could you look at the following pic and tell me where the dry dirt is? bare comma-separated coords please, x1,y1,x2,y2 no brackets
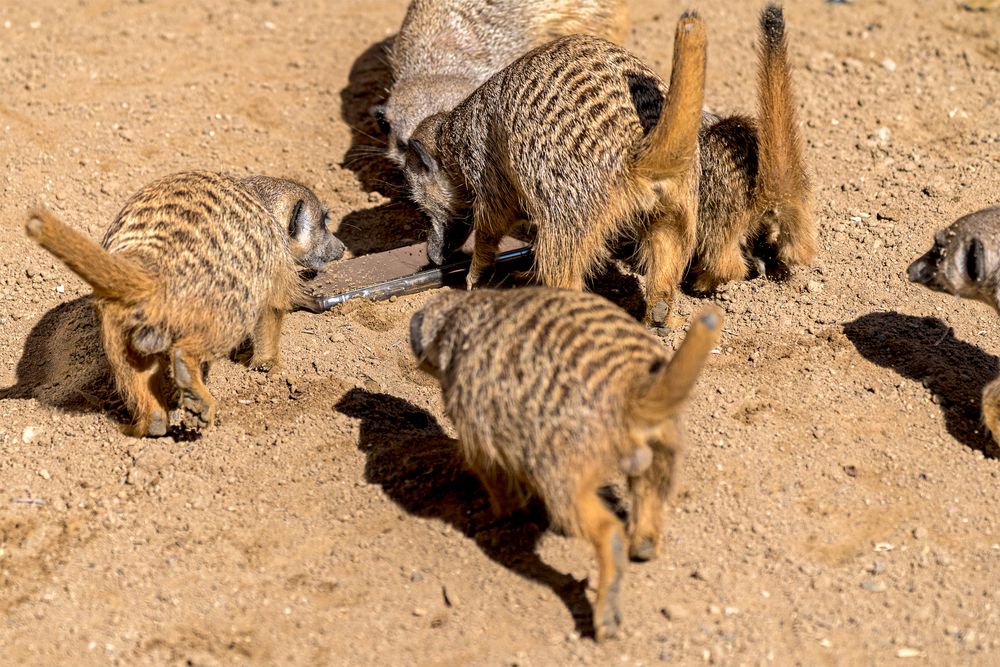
2,0,1000,665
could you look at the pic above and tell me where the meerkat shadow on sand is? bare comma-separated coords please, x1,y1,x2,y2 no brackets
0,297,118,413
338,37,427,256
844,312,999,457
335,387,598,638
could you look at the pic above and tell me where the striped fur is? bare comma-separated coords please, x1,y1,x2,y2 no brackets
404,12,707,324
689,3,815,291
907,206,1000,448
411,287,720,640
26,171,344,437
379,0,629,167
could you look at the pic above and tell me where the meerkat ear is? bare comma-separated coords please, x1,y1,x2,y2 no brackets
287,199,305,238
967,237,986,284
370,104,390,134
409,139,438,173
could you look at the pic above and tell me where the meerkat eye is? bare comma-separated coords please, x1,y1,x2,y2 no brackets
371,104,390,134
396,139,408,154
966,237,986,283
288,199,304,237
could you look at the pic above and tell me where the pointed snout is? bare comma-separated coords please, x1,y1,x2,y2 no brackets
907,255,934,285
325,235,346,262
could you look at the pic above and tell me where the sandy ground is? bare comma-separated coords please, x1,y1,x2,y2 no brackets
2,0,1000,664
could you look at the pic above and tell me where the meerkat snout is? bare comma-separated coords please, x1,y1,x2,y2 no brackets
908,207,1000,310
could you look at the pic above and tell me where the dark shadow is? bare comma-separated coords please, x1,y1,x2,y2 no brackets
589,262,647,322
844,312,999,457
337,37,427,255
0,297,204,441
0,297,116,412
335,387,597,638
336,199,427,256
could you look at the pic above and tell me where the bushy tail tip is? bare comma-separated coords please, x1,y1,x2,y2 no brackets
760,3,786,49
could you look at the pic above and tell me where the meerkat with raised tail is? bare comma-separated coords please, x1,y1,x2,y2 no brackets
403,12,707,324
376,0,630,167
688,3,815,292
411,287,721,640
26,171,345,437
908,206,1000,444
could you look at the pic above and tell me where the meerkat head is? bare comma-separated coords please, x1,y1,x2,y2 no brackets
241,176,346,272
409,289,468,376
908,207,1000,312
374,76,475,168
403,114,473,265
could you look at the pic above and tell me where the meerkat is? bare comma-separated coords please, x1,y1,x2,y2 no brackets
410,287,721,640
375,0,630,168
25,171,345,437
403,12,706,324
687,4,815,292
908,206,1000,444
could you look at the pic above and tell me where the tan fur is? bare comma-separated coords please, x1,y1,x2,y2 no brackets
689,3,815,292
26,171,345,437
411,288,721,639
379,0,629,166
404,13,707,324
908,206,1000,444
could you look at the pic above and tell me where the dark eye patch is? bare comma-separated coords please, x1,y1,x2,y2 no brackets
288,199,304,237
966,237,986,283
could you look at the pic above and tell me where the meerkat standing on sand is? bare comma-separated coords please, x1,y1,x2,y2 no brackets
410,287,721,640
26,171,345,437
908,206,1000,444
687,3,815,292
403,12,707,324
375,0,629,167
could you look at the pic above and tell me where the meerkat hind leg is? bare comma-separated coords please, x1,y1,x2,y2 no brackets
172,346,218,429
248,309,284,372
575,473,627,641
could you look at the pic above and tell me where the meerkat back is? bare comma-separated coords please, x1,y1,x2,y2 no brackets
27,170,344,437
410,287,720,639
379,0,630,164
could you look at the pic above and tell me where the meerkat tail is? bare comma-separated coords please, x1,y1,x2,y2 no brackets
633,11,707,181
753,3,815,263
631,308,721,421
26,208,156,303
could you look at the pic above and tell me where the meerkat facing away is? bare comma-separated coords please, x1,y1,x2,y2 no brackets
26,171,345,437
410,287,721,640
375,0,630,167
404,13,706,324
687,3,815,292
908,206,1000,444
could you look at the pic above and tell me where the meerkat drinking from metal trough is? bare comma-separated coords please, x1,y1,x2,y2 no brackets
27,171,344,437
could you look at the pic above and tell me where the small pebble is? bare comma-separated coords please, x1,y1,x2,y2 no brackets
912,526,928,540
21,426,38,444
39,469,51,480
861,579,887,592
897,648,922,658
660,603,688,621
882,58,897,72
805,280,824,294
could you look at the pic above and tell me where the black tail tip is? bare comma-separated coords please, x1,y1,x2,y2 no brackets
760,3,786,46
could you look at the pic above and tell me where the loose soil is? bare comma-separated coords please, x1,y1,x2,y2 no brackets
1,1,999,665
